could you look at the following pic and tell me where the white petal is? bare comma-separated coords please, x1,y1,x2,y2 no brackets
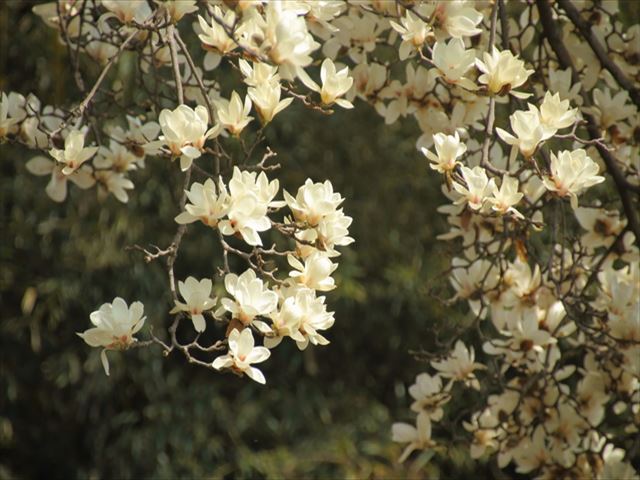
26,156,54,175
191,313,206,332
45,173,67,202
212,355,233,370
245,366,266,384
175,211,196,224
100,349,110,376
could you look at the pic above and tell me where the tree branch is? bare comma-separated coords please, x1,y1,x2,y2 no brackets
167,23,184,105
557,0,640,108
536,0,640,246
49,27,141,142
173,30,215,123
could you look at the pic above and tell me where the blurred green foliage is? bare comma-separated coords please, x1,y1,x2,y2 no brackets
0,2,485,479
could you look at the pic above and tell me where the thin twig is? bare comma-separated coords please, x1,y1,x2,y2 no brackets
49,27,141,141
557,0,640,108
480,1,507,177
173,30,214,121
167,22,184,105
536,0,640,246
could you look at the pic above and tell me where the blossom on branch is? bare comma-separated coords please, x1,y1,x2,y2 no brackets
431,39,476,91
170,277,217,332
212,328,271,384
543,149,605,209
421,131,467,175
77,297,146,376
217,269,278,326
175,178,230,227
214,91,253,136
49,130,98,175
26,155,95,202
476,48,533,98
157,105,220,171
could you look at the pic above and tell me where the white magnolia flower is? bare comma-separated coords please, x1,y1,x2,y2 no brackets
421,131,467,174
452,166,496,210
255,293,306,349
450,257,499,318
285,179,344,226
263,2,320,78
101,0,152,24
489,175,524,219
154,0,198,23
390,11,431,60
49,130,98,175
484,310,557,370
538,91,578,134
287,252,337,291
392,412,435,463
512,426,551,474
77,297,146,376
595,264,639,322
574,207,626,250
106,115,160,158
248,81,293,124
219,193,269,245
590,87,637,129
599,443,639,480
431,340,485,390
544,402,586,466
493,259,543,325
431,0,483,39
218,167,281,246
170,277,217,332
496,109,548,158
462,411,499,459
476,48,533,98
158,104,220,171
295,210,354,257
94,170,135,203
214,91,253,136
303,59,354,109
577,373,610,427
217,269,278,325
409,373,450,421
212,328,271,384
548,67,582,104
258,285,334,350
228,166,282,208
431,39,476,90
543,149,605,209
94,141,143,172
319,59,354,108
26,155,95,202
351,62,387,100
175,178,230,227
239,59,280,88
197,10,236,70
289,287,334,350
19,116,49,149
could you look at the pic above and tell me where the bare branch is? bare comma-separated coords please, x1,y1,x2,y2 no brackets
557,0,640,108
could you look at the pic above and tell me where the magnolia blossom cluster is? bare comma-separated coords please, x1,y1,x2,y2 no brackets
0,80,160,203
5,0,640,476
4,0,361,385
169,172,352,383
378,1,639,477
77,171,352,383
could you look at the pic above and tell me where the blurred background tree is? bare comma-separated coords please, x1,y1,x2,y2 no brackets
0,1,503,479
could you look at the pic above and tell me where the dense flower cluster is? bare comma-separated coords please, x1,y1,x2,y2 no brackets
4,0,639,476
